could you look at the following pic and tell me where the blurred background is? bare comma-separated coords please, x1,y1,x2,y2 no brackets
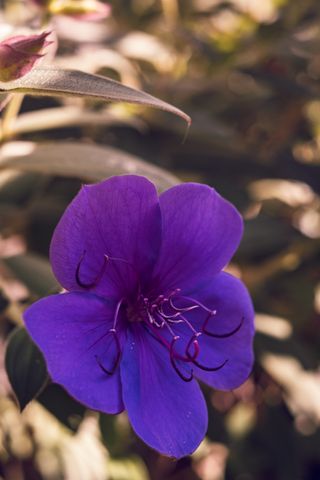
1,0,320,479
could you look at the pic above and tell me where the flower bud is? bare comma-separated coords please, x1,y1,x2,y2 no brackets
50,0,110,20
33,0,111,21
0,31,52,82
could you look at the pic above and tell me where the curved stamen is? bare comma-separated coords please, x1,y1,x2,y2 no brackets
185,333,200,361
152,314,176,337
179,296,216,315
203,316,244,338
168,297,199,314
165,317,185,324
151,311,166,328
75,250,108,289
144,323,195,363
185,330,229,371
130,288,239,382
170,337,193,382
112,298,125,329
95,328,121,375
157,305,182,320
192,357,228,372
155,305,186,326
169,335,194,362
94,298,124,376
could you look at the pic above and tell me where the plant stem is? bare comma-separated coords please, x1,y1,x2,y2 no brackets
0,93,24,143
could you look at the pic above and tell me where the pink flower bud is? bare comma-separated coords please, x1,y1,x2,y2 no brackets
0,31,52,82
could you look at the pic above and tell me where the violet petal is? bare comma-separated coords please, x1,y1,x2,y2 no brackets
50,175,161,298
151,183,243,294
24,292,124,413
120,326,208,458
177,272,254,390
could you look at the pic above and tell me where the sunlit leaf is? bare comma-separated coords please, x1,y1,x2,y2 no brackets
5,327,48,410
0,67,191,125
0,141,180,191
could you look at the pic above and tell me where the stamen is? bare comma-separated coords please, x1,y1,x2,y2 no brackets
95,328,121,375
76,251,141,294
203,316,244,338
126,288,241,382
151,311,165,328
185,333,228,372
170,337,193,382
95,298,124,376
75,250,108,289
168,297,199,314
192,357,228,372
185,333,200,361
157,305,181,320
165,317,185,325
179,296,215,315
112,298,125,330
161,317,176,337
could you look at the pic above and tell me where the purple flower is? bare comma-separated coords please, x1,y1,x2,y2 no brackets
24,175,254,458
0,32,52,82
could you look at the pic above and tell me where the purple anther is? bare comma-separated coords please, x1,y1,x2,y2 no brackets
95,328,121,375
75,250,107,289
203,316,244,338
186,334,200,361
192,357,228,372
170,337,193,382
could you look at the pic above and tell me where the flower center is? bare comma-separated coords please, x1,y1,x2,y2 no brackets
97,288,243,382
75,252,243,381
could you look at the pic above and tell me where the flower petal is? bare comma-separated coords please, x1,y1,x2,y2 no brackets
50,175,161,298
151,183,243,294
24,292,124,413
120,326,208,458
180,272,254,390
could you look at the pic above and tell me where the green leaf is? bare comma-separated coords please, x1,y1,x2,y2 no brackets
0,67,191,125
5,327,49,410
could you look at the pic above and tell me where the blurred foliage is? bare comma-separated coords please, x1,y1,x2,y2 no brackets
0,0,320,479
5,326,48,410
